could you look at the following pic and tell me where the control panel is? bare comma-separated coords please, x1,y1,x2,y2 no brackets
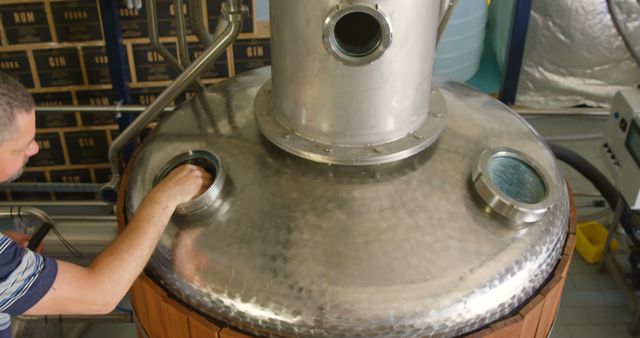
603,88,640,210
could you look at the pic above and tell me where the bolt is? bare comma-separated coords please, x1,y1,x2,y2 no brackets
431,111,442,118
282,133,291,139
324,148,333,153
373,147,383,153
413,133,424,140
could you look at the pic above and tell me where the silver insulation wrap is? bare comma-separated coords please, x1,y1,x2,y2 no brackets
516,0,640,108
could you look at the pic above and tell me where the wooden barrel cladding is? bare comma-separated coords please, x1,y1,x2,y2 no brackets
117,165,577,338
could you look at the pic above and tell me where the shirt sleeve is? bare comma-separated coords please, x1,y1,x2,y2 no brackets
0,234,58,315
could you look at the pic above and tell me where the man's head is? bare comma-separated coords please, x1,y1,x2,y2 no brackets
0,72,39,183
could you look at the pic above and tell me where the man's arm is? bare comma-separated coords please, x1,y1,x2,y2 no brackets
23,164,212,315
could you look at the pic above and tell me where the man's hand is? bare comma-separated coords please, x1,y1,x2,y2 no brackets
146,164,213,210
3,231,43,252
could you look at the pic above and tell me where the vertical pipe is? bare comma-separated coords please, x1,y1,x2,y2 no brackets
174,0,191,67
188,0,214,46
146,0,184,72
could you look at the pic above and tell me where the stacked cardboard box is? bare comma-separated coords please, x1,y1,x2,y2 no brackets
0,0,270,201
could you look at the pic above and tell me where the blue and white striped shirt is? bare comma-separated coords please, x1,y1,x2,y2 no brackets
0,234,57,337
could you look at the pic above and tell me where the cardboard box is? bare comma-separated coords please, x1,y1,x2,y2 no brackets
50,168,97,200
76,89,119,126
64,130,109,164
118,1,149,39
33,92,78,128
132,42,180,82
0,51,34,88
30,132,66,166
94,167,113,183
233,38,270,74
50,0,103,42
9,171,52,201
81,46,113,85
0,2,52,44
34,48,84,87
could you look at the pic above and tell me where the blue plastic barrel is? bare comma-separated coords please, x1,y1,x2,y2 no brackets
435,0,488,82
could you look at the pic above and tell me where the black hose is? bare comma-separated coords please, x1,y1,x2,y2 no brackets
549,143,619,208
549,143,640,247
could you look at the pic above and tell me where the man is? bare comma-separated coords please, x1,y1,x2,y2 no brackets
0,72,212,336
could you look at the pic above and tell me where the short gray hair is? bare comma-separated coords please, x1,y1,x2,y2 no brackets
0,72,35,144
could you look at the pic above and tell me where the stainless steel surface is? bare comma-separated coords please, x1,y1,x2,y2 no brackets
188,0,214,46
255,81,447,165
125,68,569,337
472,147,558,224
154,150,227,215
105,0,246,198
174,0,191,68
321,4,393,66
265,0,442,163
146,0,183,73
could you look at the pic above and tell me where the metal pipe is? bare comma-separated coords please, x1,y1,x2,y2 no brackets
0,201,110,208
0,206,55,227
146,0,184,73
16,313,133,323
437,0,459,45
35,105,173,113
174,0,191,68
103,0,246,201
516,107,609,117
188,0,214,46
0,183,102,193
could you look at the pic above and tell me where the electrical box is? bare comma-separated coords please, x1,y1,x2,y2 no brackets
603,88,640,210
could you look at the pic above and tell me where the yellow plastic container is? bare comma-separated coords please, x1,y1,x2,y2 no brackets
575,221,619,264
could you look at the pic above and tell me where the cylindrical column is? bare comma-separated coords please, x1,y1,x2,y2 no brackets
269,0,440,145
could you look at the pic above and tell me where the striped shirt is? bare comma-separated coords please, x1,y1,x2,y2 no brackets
0,233,57,337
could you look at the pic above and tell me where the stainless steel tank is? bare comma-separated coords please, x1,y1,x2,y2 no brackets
124,1,570,337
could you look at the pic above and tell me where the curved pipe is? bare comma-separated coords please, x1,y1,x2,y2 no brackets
437,0,459,45
188,0,214,46
174,0,191,68
549,143,640,246
103,0,246,202
146,0,184,73
0,206,55,228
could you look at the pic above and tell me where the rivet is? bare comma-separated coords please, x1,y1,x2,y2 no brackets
324,148,333,153
373,147,383,153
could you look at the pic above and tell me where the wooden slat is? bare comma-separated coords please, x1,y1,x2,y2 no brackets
159,297,192,338
556,254,572,279
535,275,564,338
519,295,545,338
138,275,169,338
189,313,221,338
130,279,151,336
219,328,252,338
465,327,494,338
564,234,577,261
490,315,524,338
